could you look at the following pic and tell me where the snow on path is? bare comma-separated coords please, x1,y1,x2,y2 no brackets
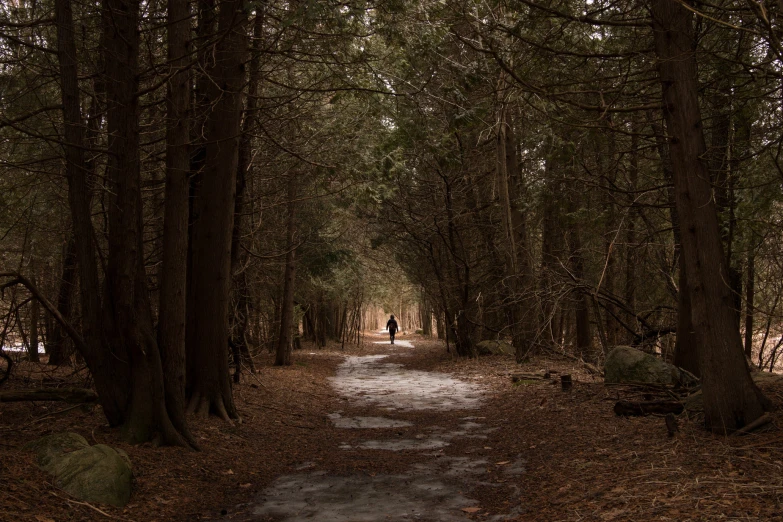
244,339,520,522
329,354,483,411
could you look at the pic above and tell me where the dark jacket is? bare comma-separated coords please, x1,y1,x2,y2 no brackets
386,318,398,333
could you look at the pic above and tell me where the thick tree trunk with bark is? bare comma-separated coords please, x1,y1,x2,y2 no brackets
158,0,193,443
56,0,128,425
103,0,186,446
652,0,768,432
187,0,247,420
497,106,536,362
275,175,298,367
650,112,700,374
568,195,592,359
229,9,263,381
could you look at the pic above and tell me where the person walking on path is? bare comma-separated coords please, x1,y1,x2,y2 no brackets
386,315,399,344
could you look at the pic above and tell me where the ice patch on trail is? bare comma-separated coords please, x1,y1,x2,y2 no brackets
250,472,478,522
343,422,495,452
330,355,482,411
373,339,415,348
327,413,413,429
340,438,449,451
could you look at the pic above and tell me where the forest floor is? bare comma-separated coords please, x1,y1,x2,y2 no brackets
2,333,783,521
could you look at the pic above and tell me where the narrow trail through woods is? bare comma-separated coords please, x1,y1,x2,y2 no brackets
206,334,783,522
237,333,523,522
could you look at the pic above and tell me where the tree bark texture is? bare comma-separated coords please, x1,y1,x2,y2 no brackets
744,249,755,359
652,0,768,432
56,0,127,425
567,194,592,359
158,0,193,443
103,0,187,446
650,111,700,375
275,174,298,366
497,105,537,362
187,0,247,420
48,237,77,366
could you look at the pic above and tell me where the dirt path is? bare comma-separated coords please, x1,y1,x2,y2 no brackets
220,335,783,522
233,334,523,521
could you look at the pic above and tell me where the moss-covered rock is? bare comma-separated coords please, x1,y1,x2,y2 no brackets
605,346,695,386
25,432,90,473
26,433,132,507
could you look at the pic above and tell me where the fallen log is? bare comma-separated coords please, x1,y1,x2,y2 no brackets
511,373,547,383
614,400,683,416
0,388,97,403
731,414,773,437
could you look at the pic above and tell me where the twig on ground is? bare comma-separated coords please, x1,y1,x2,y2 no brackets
49,491,134,521
28,403,86,425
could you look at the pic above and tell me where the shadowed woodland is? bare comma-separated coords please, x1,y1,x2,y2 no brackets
2,0,783,519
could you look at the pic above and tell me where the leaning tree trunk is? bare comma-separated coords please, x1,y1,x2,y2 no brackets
275,174,298,367
652,0,768,432
158,0,194,444
187,0,247,420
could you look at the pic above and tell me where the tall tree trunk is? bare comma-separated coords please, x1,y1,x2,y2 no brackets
652,0,768,432
187,0,247,420
158,0,193,443
48,238,77,366
601,124,619,349
229,8,263,381
567,190,592,359
650,111,699,374
28,276,39,362
540,142,565,349
497,105,536,361
624,126,639,343
744,248,755,359
708,82,743,329
275,174,298,367
56,0,128,425
103,0,187,446
185,0,216,374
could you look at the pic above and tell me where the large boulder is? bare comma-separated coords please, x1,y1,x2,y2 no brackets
605,346,696,386
26,433,132,507
475,340,514,356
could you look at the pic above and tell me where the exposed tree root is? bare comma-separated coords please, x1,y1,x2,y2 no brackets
187,391,241,423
